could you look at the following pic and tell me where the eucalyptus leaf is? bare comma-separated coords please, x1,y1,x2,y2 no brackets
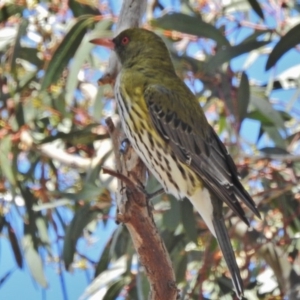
259,147,290,155
103,276,130,300
63,203,99,270
36,216,51,250
176,252,188,283
250,94,286,131
94,240,111,278
0,136,16,186
266,23,300,70
163,195,180,231
262,125,286,148
7,222,23,269
10,19,29,77
153,13,230,46
0,3,24,23
41,15,99,90
65,19,113,105
0,269,15,287
247,0,264,20
22,234,48,288
59,183,104,201
206,40,269,71
181,200,198,244
237,72,250,122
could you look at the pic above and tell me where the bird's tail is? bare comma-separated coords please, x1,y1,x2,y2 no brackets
213,217,244,299
189,188,244,299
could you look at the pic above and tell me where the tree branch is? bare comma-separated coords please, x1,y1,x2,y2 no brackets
99,0,147,84
105,117,178,300
241,153,300,163
98,2,178,297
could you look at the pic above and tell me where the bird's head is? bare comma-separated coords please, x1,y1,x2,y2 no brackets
112,28,170,65
91,28,173,69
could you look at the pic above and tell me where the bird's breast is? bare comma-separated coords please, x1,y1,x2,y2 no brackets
115,80,201,199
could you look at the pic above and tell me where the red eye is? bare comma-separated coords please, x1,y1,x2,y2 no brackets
121,36,129,45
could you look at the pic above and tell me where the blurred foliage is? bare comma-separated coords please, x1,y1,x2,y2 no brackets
0,0,300,299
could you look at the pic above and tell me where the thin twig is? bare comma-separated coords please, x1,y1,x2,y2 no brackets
102,166,135,188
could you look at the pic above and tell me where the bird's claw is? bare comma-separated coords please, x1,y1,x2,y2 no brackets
119,138,130,154
146,188,165,201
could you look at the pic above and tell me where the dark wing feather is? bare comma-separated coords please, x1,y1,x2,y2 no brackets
144,84,261,223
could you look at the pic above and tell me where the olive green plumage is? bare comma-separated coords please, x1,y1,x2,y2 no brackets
112,28,260,299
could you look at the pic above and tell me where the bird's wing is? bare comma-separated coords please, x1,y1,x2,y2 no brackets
144,84,260,223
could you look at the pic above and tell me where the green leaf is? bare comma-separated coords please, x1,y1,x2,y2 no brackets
111,226,130,258
0,216,5,234
63,203,98,270
18,70,38,96
93,86,105,121
0,136,16,186
170,51,208,74
15,101,25,127
259,147,290,155
261,125,286,148
65,42,94,106
20,187,39,250
250,94,286,130
247,0,264,20
161,230,185,253
286,131,300,144
78,184,105,202
247,109,291,126
266,23,300,70
0,4,24,23
68,0,99,17
241,30,272,44
40,15,98,90
237,72,250,122
65,19,112,106
36,216,51,251
181,200,198,244
37,124,107,145
220,73,234,115
153,13,230,46
206,40,269,71
217,275,234,296
7,222,23,269
176,252,187,283
19,47,43,69
135,270,150,298
163,196,180,231
22,234,48,288
33,199,72,211
59,183,104,201
218,115,226,134
103,276,130,300
94,240,111,278
0,269,15,287
51,91,67,117
10,19,29,77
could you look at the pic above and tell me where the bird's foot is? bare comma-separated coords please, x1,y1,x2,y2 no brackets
119,138,130,154
146,188,165,201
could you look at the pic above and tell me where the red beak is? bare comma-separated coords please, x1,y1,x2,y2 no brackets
90,38,115,49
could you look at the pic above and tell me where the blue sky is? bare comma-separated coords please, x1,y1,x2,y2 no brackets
0,205,117,300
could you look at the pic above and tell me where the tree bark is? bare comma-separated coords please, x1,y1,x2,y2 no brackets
105,118,178,300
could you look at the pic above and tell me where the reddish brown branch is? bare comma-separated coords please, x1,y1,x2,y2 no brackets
105,117,178,300
102,166,135,188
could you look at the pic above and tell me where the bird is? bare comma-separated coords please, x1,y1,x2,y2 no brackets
91,28,260,299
